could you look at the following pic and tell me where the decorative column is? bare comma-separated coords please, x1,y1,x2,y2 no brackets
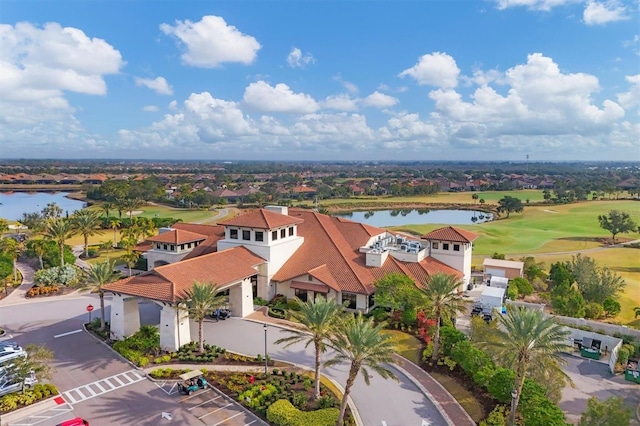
229,279,254,317
159,304,191,351
110,294,141,340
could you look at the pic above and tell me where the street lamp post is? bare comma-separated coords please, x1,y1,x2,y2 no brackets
263,323,268,378
510,389,518,426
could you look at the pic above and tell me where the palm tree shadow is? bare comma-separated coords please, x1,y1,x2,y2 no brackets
78,387,194,426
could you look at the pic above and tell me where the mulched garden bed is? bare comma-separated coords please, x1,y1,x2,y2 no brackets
421,359,498,419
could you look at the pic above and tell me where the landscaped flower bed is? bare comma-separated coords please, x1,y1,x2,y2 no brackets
0,384,59,414
26,285,63,298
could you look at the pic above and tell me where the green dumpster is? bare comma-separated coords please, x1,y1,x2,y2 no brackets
580,347,601,360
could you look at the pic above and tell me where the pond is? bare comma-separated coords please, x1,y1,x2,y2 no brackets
0,192,86,221
335,209,492,227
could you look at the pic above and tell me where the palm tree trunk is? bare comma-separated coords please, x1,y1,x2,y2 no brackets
59,241,65,266
128,265,132,277
38,255,43,270
314,339,321,399
336,364,358,426
431,310,441,361
512,364,527,424
99,289,106,330
199,319,204,353
113,229,118,247
84,235,89,258
13,259,17,281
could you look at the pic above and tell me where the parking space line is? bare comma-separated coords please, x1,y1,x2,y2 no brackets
188,395,221,411
198,403,233,420
244,421,257,426
211,412,243,426
53,329,82,338
180,389,211,402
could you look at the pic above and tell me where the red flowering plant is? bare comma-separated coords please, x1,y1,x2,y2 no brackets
416,312,437,344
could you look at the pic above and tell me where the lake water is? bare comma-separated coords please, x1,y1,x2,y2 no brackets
0,192,86,221
335,209,492,227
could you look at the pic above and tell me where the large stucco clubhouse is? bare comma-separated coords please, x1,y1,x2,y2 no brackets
104,206,478,351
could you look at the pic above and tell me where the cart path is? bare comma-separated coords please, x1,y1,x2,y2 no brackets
506,238,640,258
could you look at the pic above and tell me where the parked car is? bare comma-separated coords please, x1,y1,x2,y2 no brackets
0,371,37,397
57,418,89,426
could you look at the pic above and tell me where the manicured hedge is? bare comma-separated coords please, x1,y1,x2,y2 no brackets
0,384,58,413
266,399,339,426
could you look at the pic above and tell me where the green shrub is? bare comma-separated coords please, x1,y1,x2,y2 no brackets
617,347,630,367
266,399,340,426
269,307,287,319
480,405,508,426
370,307,389,322
439,326,467,357
512,277,534,297
584,302,604,319
286,299,301,311
254,297,268,306
421,342,434,361
486,368,516,403
401,307,417,326
506,285,518,300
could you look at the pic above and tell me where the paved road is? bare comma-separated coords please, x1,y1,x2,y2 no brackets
199,317,448,426
559,354,640,426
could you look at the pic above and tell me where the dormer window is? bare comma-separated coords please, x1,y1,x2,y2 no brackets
230,229,238,239
289,227,294,236
163,244,168,250
443,243,449,250
170,245,175,251
454,244,460,251
280,229,286,238
272,230,278,241
255,231,264,242
432,242,439,249
242,230,251,240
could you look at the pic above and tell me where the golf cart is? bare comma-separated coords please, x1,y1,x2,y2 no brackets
177,370,208,395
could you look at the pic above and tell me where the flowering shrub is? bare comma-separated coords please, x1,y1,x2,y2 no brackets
34,265,80,287
416,312,437,343
26,286,61,297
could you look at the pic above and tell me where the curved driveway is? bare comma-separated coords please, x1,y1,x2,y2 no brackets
1,296,448,426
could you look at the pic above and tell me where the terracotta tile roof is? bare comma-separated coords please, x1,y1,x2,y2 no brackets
104,247,266,302
307,265,341,291
181,234,224,260
172,223,224,237
133,241,153,252
220,209,304,230
421,226,478,243
333,217,383,251
147,229,207,244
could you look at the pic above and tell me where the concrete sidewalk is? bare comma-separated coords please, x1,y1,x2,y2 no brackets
0,262,36,306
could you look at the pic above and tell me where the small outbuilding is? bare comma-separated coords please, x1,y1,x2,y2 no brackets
483,258,524,280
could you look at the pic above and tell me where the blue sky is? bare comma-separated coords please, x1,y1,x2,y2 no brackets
1,0,638,161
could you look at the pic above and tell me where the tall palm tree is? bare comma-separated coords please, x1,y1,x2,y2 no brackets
417,273,467,361
325,313,397,426
122,198,142,220
109,218,121,248
43,218,75,266
275,297,344,399
179,281,227,352
71,210,103,258
481,306,571,423
0,218,8,239
86,260,117,330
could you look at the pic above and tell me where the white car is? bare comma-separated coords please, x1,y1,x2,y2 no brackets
0,372,37,397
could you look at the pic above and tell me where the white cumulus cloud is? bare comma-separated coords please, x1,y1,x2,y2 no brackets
160,15,261,67
243,81,318,114
322,94,359,111
399,52,460,89
617,74,640,109
494,0,576,11
583,1,629,25
135,76,173,95
143,105,159,112
362,91,399,108
287,47,315,68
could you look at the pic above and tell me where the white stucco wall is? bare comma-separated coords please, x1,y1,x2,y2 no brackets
429,240,473,289
159,304,191,352
144,249,190,270
110,294,140,340
229,278,254,317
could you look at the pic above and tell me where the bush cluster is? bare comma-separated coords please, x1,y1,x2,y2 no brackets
149,368,191,379
448,338,567,425
33,264,80,287
112,325,160,367
266,399,340,426
176,342,225,362
26,285,61,297
0,384,58,413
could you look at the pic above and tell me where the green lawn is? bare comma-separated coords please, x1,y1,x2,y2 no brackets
381,329,423,364
429,371,486,423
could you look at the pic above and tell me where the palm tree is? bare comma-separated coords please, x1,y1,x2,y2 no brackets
634,306,640,319
472,193,479,204
417,273,467,361
121,250,139,277
122,198,142,220
275,297,344,399
109,218,121,248
481,306,571,423
43,218,75,266
0,238,21,282
101,202,114,219
86,260,117,330
0,218,8,239
179,281,227,352
30,239,47,270
325,313,397,426
71,210,103,258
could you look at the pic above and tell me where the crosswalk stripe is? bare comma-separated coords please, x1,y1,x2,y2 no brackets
62,369,145,405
